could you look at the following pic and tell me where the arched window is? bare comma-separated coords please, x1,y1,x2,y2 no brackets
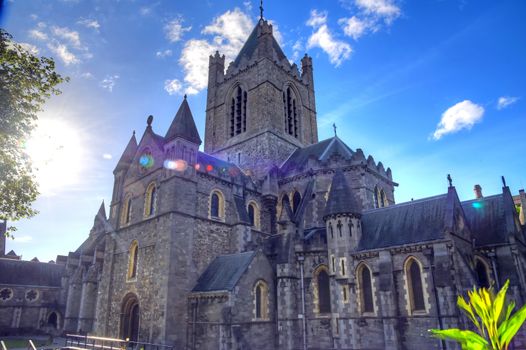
280,194,290,219
127,240,139,280
247,201,260,229
210,190,225,220
358,264,374,313
475,257,491,289
254,280,269,320
121,195,132,226
283,86,299,138
374,186,379,208
292,191,301,214
406,257,426,313
230,85,247,137
316,267,331,314
380,189,388,207
144,183,157,217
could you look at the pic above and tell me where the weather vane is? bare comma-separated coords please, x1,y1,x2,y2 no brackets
260,0,264,20
333,123,337,137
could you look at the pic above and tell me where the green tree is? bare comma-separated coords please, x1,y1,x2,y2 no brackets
430,280,526,350
0,29,68,235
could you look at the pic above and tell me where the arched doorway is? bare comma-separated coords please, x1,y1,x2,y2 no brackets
47,311,58,329
121,293,140,341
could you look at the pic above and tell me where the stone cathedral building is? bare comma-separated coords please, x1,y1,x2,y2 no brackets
2,15,526,350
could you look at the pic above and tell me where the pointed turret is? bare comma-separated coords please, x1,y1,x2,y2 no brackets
90,201,107,236
113,131,137,174
165,96,202,145
324,168,361,218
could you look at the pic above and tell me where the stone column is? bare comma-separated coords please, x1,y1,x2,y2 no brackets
64,266,84,332
78,264,99,333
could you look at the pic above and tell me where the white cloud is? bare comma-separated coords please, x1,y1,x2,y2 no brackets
51,26,82,48
102,153,112,160
339,0,401,41
30,14,38,20
243,1,253,11
339,16,368,40
78,18,100,31
164,79,183,95
140,6,152,16
306,9,328,27
100,75,119,92
165,17,191,43
47,42,79,65
432,100,484,140
355,0,401,23
306,10,351,67
19,42,39,55
12,235,32,243
29,29,48,41
497,96,519,110
80,72,94,79
179,40,215,93
156,49,172,58
178,8,255,94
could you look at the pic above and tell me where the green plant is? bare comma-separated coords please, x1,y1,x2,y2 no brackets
430,280,526,349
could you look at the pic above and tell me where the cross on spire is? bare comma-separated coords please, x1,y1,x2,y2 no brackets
260,0,264,20
333,123,337,137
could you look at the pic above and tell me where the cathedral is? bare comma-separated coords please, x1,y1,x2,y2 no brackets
2,15,526,350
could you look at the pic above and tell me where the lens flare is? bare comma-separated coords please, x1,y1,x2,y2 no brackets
206,164,213,172
472,202,483,209
163,159,188,172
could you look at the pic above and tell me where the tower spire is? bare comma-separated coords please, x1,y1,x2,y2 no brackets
259,0,263,20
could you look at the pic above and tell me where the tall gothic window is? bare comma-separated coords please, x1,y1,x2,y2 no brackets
283,87,298,138
230,86,247,137
292,191,301,214
358,264,374,313
210,190,225,220
121,195,132,226
127,240,139,280
247,201,260,229
144,183,157,217
254,280,269,320
406,258,426,313
316,267,331,314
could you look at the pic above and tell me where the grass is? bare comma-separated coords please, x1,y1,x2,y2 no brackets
0,338,52,348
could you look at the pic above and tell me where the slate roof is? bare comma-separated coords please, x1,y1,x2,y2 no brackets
324,168,361,217
196,152,250,181
165,97,202,144
114,132,137,173
192,251,256,292
233,20,286,67
462,194,508,246
0,258,65,287
359,194,448,250
280,137,354,175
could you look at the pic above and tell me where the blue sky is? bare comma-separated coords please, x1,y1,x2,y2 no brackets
2,0,525,262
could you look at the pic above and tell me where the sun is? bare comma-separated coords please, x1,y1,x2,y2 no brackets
24,117,85,196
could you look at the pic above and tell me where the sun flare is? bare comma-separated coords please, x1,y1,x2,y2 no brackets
24,118,84,196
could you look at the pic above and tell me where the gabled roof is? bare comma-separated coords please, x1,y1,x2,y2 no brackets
280,137,354,175
0,258,65,286
233,19,286,67
165,97,202,144
462,194,508,246
196,152,250,182
192,251,256,292
359,194,449,250
114,132,137,173
324,168,361,217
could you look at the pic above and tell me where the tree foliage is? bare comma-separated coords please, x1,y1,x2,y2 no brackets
0,29,68,235
430,280,526,350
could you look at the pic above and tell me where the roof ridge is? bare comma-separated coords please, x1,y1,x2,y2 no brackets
363,193,448,213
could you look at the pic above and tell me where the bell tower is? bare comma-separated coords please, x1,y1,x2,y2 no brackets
204,17,318,178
